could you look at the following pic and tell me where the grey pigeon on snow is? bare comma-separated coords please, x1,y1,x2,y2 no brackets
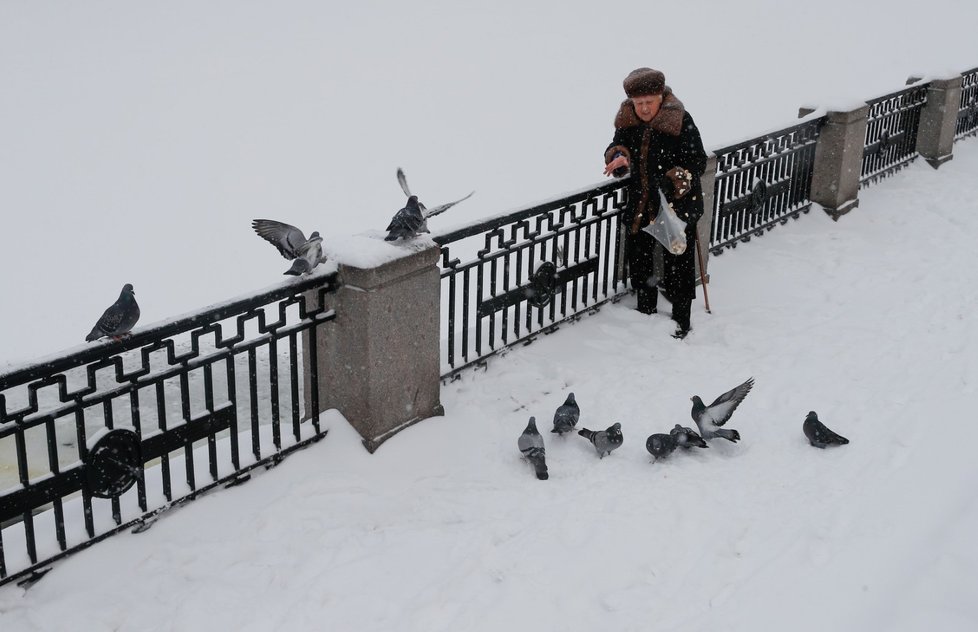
646,433,678,461
86,284,140,342
803,411,849,448
551,392,580,434
251,219,325,275
670,424,708,449
518,416,549,480
578,422,623,458
386,167,475,240
690,377,754,443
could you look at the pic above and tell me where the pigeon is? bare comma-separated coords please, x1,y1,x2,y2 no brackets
385,195,427,241
86,284,140,342
670,424,709,449
551,392,580,434
251,219,325,275
803,411,849,448
518,416,549,480
690,377,754,443
646,433,678,461
385,167,475,240
578,422,623,458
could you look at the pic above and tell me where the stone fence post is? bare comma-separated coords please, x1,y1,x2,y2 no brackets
304,244,443,453
798,104,869,221
908,74,963,168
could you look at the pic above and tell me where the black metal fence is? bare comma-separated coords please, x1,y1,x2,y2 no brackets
0,272,338,587
433,181,629,379
860,83,929,186
708,117,824,254
956,67,978,140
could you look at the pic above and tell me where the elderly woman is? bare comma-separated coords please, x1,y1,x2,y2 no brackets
604,67,708,339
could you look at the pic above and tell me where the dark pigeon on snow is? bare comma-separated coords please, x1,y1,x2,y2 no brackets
385,195,427,241
803,411,849,448
690,377,754,443
551,392,580,434
646,433,678,461
251,219,325,275
86,283,140,342
386,167,474,240
518,416,549,480
670,424,708,449
578,422,623,458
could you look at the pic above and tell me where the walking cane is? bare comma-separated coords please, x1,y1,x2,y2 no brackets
694,230,712,314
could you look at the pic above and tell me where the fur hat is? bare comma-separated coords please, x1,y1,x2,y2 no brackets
623,68,665,97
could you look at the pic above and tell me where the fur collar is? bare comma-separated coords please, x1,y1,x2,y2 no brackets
614,89,685,135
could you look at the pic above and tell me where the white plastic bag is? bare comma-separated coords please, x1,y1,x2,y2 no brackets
642,187,687,254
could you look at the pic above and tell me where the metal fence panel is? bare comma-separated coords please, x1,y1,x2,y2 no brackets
956,67,978,140
434,181,629,379
709,118,823,254
0,273,337,587
861,84,928,185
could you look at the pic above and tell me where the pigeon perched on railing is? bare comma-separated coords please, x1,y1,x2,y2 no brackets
251,219,326,275
86,284,140,342
578,422,623,458
670,424,708,449
803,411,849,448
385,167,475,240
690,377,754,443
518,416,549,480
646,433,678,461
551,392,580,435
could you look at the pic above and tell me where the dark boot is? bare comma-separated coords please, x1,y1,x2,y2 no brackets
672,297,692,338
637,288,658,315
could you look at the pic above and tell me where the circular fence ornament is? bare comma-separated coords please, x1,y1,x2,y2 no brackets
878,129,892,153
749,179,768,215
86,429,142,499
527,261,558,308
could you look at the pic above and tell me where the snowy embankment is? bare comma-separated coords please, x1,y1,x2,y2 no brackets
2,147,978,630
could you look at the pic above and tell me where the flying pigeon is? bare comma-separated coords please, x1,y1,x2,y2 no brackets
803,411,849,448
670,424,708,449
385,167,475,240
86,284,140,342
251,219,325,275
551,392,580,434
578,422,623,458
646,433,678,461
690,377,754,443
518,416,549,480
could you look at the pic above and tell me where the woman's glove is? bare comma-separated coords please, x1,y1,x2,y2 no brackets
665,167,694,199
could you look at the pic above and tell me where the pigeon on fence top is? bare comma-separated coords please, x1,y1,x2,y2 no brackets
690,377,754,443
578,422,623,458
518,416,549,480
646,433,678,461
86,284,140,342
551,392,580,434
386,167,475,240
251,219,326,275
803,411,849,448
670,424,709,449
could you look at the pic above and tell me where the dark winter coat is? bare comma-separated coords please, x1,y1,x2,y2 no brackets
604,91,708,231
604,91,708,307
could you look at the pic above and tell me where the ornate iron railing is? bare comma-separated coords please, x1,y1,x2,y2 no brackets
860,83,928,185
709,117,823,254
433,181,629,379
956,67,978,140
0,271,338,587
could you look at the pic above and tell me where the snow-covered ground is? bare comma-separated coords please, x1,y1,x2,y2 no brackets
3,1,978,630
1,0,977,363
2,141,977,630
